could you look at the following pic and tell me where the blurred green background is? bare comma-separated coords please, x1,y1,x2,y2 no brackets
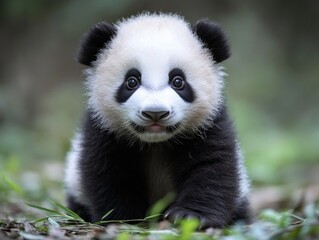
0,0,318,203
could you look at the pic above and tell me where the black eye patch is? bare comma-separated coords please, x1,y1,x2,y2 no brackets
169,68,195,103
116,69,141,103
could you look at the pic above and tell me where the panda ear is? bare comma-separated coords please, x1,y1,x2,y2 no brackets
193,20,230,63
77,22,117,66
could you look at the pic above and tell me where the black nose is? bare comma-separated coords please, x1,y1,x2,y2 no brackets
141,111,170,121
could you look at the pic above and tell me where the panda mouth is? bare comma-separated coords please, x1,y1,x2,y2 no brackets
131,123,180,133
145,123,166,132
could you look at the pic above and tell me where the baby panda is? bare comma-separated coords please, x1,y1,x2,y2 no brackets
65,13,250,228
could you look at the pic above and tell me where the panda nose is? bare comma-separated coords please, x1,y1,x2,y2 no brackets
141,111,170,121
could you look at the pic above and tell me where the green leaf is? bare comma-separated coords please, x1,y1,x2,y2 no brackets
101,209,114,220
179,218,200,240
259,209,282,225
148,192,175,217
3,174,24,195
26,203,64,216
49,200,84,221
26,203,74,220
116,232,131,240
32,217,49,224
279,211,293,228
144,214,162,221
95,218,144,225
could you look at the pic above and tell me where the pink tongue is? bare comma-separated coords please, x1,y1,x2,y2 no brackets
146,124,165,132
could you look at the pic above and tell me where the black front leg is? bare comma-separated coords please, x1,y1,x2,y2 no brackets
79,113,149,222
165,111,241,228
81,143,149,222
88,177,148,222
164,160,239,228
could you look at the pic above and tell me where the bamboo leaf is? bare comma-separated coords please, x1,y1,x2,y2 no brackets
101,209,114,220
26,203,73,220
26,203,64,216
49,200,84,221
144,214,162,221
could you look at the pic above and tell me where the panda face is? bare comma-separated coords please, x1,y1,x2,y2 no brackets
85,14,224,143
115,67,194,142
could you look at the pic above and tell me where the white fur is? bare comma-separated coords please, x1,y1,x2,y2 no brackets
65,133,88,204
85,13,224,143
236,142,250,200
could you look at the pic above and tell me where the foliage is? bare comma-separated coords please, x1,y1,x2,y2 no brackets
1,200,319,239
0,172,318,239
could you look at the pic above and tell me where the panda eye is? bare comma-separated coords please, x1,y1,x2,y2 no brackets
171,76,185,90
126,76,140,90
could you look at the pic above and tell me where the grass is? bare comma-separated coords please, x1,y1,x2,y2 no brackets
1,157,319,239
0,177,319,240
1,202,319,239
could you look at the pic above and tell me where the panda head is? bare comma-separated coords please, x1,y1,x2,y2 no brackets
78,13,230,143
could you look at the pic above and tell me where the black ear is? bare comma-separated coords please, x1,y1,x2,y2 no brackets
193,20,230,63
77,22,117,66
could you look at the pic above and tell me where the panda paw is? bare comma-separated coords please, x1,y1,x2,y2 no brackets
164,206,223,229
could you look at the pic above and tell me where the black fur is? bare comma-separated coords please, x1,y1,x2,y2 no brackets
169,68,195,103
77,22,117,66
67,105,250,228
116,68,195,103
77,19,230,67
193,20,231,63
116,69,142,103
67,195,91,222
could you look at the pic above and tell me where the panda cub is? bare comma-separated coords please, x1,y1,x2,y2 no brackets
65,13,250,228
